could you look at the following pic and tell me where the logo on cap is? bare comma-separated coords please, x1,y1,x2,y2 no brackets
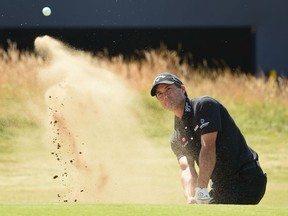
153,75,166,85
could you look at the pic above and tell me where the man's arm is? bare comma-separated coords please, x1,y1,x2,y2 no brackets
197,131,217,188
179,156,198,204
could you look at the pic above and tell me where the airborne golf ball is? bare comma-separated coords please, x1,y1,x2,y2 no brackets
42,7,51,16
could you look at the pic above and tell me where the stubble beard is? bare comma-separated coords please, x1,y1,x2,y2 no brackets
162,96,182,112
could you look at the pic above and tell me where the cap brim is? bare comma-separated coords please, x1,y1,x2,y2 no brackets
150,80,175,96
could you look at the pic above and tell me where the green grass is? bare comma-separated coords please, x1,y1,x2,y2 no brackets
0,203,287,216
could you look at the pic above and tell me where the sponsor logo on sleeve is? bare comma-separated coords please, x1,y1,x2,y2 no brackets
200,118,210,129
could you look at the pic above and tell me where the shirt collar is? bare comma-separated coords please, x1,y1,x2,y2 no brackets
175,97,192,122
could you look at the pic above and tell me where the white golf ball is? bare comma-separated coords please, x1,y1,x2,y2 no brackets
42,7,51,16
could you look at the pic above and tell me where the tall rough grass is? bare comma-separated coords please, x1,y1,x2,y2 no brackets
1,41,288,141
0,41,44,100
1,41,287,107
99,46,288,107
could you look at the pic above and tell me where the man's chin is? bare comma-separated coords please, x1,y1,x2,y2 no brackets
163,105,175,111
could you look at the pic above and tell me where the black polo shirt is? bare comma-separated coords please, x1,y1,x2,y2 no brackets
171,96,258,187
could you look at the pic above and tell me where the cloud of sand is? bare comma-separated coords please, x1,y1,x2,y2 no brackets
34,36,174,203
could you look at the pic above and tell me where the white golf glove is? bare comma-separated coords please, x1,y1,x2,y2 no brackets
195,187,211,204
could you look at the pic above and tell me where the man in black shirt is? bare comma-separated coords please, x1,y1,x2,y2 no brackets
150,72,267,204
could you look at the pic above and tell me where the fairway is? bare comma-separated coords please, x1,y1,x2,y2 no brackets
1,36,288,215
0,204,287,216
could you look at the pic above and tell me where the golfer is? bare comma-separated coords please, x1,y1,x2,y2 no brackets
150,72,267,204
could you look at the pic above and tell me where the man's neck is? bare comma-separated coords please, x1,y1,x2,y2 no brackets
174,99,186,119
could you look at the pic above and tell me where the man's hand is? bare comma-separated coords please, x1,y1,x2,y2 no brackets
195,187,211,204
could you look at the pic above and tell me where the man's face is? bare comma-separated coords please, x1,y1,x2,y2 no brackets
155,83,186,111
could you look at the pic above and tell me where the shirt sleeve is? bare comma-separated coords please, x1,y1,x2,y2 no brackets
195,97,222,135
